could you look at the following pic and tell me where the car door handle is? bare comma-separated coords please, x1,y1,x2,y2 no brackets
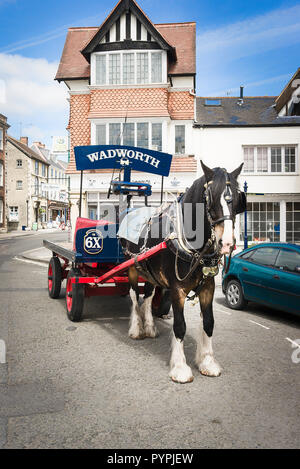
273,274,280,279
242,267,248,272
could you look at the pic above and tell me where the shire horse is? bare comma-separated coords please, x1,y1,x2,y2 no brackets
120,161,246,383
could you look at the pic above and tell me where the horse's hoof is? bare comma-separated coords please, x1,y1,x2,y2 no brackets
144,324,158,338
169,365,194,384
198,355,221,377
128,327,145,340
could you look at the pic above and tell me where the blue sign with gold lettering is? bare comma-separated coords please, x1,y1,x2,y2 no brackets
74,145,173,177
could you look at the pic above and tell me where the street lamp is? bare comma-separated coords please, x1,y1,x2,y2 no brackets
244,181,248,250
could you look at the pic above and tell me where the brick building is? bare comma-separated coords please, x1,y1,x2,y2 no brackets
0,113,9,232
56,0,197,226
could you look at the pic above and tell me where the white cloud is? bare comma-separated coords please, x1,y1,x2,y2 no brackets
197,4,300,62
0,53,68,146
0,13,102,54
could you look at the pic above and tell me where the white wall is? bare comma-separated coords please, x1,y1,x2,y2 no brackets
195,126,300,194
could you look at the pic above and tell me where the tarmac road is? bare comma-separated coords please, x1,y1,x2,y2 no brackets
0,231,299,449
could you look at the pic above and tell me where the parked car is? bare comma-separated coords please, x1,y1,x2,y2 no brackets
222,243,300,315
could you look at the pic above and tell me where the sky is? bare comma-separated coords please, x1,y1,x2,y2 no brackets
0,0,300,147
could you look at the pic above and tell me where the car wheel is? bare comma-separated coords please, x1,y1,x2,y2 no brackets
225,280,246,310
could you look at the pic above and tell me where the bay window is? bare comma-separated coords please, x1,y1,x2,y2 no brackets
137,52,148,84
151,52,162,83
123,123,134,146
93,51,165,85
123,53,135,84
109,123,121,145
151,123,162,151
175,125,186,154
96,55,106,85
109,54,121,85
137,123,148,148
94,121,163,150
96,125,106,145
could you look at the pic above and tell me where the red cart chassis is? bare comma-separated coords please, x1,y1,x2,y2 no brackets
43,239,167,322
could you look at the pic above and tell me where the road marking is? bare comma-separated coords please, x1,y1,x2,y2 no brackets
0,339,6,364
286,337,300,348
14,256,47,268
249,320,270,330
215,308,232,316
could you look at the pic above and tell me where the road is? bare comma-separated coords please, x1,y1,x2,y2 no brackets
0,231,299,449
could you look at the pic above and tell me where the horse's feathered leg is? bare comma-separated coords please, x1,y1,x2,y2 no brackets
128,267,145,340
196,277,221,376
140,282,157,338
169,287,194,383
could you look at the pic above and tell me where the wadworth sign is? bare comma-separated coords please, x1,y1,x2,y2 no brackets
74,145,173,177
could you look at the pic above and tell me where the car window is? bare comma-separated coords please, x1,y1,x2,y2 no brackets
249,247,279,267
275,249,300,273
240,250,254,260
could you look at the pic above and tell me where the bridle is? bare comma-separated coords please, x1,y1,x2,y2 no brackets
204,170,235,227
204,169,246,273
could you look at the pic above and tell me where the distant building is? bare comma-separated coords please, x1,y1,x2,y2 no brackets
6,136,49,230
32,142,69,223
0,113,9,232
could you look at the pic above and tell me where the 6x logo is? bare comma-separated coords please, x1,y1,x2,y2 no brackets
84,229,103,255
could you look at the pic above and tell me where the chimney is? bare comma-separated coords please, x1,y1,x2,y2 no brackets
33,141,45,148
20,137,28,146
237,86,244,106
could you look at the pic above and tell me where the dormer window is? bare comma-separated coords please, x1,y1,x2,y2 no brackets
205,99,221,106
92,50,166,86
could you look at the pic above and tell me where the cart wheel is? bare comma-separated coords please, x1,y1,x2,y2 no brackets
65,268,84,322
152,288,172,318
48,256,62,299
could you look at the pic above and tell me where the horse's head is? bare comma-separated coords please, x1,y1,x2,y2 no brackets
201,161,246,255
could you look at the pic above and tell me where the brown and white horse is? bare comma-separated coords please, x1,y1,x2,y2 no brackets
120,161,246,383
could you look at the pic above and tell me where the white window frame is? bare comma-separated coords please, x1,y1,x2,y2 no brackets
91,50,167,86
17,159,23,168
242,145,298,174
91,119,166,151
16,180,23,190
9,206,19,222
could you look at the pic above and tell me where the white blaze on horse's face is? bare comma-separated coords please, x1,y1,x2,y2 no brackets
215,190,235,255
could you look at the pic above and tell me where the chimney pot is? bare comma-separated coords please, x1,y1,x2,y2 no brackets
20,137,28,146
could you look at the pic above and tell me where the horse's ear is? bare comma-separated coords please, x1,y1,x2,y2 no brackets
231,163,244,179
200,160,214,182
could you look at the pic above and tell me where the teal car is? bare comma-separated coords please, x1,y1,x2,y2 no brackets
222,243,300,315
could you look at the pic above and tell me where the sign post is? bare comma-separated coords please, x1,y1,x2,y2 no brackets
244,181,248,250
